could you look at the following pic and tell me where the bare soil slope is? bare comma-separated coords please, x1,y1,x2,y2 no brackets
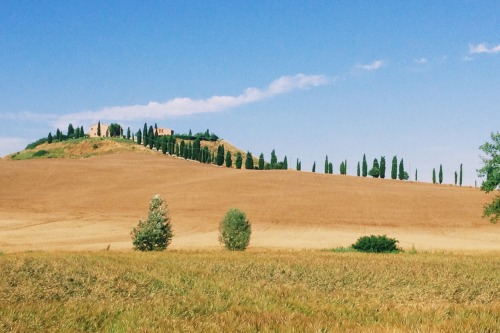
0,152,498,252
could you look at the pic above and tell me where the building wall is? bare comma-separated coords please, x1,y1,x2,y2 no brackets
157,127,174,136
89,124,110,137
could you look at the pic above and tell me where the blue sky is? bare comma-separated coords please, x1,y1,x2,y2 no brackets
1,1,498,185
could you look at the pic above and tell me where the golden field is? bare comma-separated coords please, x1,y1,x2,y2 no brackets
0,138,498,252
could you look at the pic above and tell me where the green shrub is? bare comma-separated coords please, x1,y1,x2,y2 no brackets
219,208,251,251
131,195,173,251
33,150,48,157
25,137,48,150
352,235,401,253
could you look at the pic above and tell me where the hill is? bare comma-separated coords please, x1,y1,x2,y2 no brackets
0,149,498,252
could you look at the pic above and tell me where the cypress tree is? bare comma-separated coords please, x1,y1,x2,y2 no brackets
127,127,131,139
143,123,148,146
155,133,161,151
327,162,332,174
344,160,347,175
391,156,397,179
48,132,53,144
379,156,386,179
235,152,243,169
398,159,405,180
75,127,80,138
325,155,329,174
271,149,278,169
415,169,418,181
148,132,154,150
283,156,288,170
369,158,380,178
180,140,186,158
245,152,254,169
362,154,368,177
312,162,316,173
137,129,142,145
97,121,101,137
357,162,360,177
67,123,74,138
296,159,301,171
216,145,225,166
80,126,85,137
161,135,167,154
187,142,193,159
340,161,345,175
459,164,463,186
259,153,265,170
432,168,436,184
175,143,179,156
193,138,201,161
225,151,232,168
439,164,443,184
203,146,210,163
454,171,458,185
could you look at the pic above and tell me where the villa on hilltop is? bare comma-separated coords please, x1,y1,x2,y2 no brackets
89,123,174,138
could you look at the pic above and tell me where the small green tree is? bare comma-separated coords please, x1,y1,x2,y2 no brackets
143,123,148,146
245,152,254,169
439,164,443,184
216,145,225,166
455,171,458,185
459,163,463,186
235,152,243,169
80,126,85,137
415,169,418,181
219,208,251,251
271,149,278,169
324,155,329,174
380,156,386,179
328,162,333,174
127,127,131,139
391,156,397,179
131,195,173,251
312,161,316,173
369,158,380,178
432,168,436,184
340,161,345,175
478,132,500,223
67,123,75,137
97,121,101,137
357,162,360,177
362,154,368,177
225,151,232,168
283,156,288,170
47,132,53,144
161,136,167,154
259,153,265,170
136,129,142,145
352,235,401,253
398,159,407,180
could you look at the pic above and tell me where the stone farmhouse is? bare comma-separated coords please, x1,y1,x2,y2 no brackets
88,124,174,138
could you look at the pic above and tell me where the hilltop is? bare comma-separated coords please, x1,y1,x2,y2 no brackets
0,148,498,253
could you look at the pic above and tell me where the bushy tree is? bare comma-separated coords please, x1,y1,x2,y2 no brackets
391,156,397,179
369,158,380,178
219,208,251,251
478,132,500,223
362,154,368,177
131,195,173,251
352,235,401,253
245,152,254,169
109,123,122,137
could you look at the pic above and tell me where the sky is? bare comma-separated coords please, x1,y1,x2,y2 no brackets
0,1,499,185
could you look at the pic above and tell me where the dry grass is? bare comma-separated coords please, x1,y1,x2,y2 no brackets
0,250,499,332
1,145,498,252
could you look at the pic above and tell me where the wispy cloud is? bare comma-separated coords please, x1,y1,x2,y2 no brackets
355,60,384,71
469,43,500,54
50,74,328,127
462,56,474,62
414,58,428,64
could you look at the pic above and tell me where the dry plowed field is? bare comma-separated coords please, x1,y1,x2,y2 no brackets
1,153,498,252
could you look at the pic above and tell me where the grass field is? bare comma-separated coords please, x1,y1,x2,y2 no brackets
1,250,499,332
